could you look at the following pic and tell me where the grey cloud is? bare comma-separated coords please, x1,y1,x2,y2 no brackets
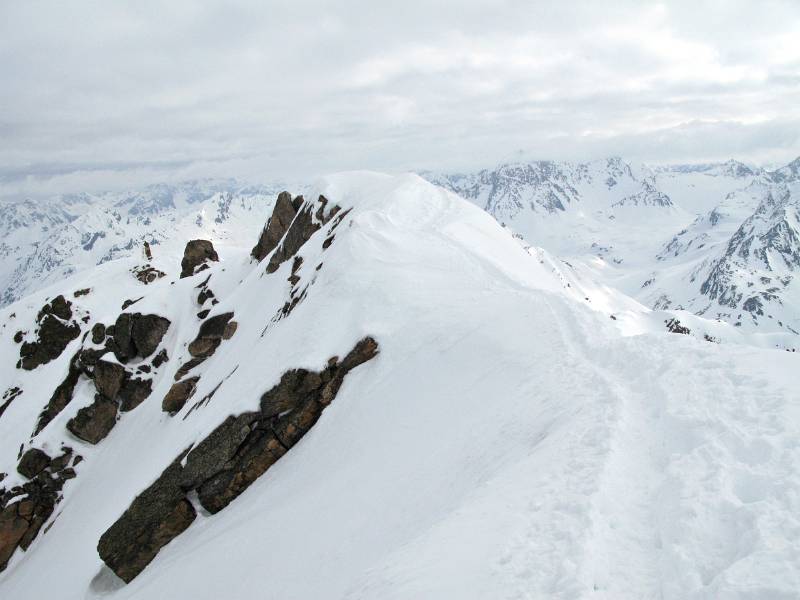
0,0,798,198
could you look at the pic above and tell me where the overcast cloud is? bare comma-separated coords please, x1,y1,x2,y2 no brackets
1,0,799,197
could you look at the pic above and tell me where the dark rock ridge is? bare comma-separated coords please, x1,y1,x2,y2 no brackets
0,446,78,571
180,240,219,278
98,336,379,583
250,191,302,261
18,295,81,370
251,191,342,274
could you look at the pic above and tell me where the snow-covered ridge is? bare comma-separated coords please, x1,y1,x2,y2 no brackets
0,172,797,599
426,156,800,335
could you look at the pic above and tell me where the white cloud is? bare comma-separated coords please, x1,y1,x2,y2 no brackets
0,0,798,197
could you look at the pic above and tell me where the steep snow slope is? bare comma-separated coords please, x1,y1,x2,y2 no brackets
0,173,797,599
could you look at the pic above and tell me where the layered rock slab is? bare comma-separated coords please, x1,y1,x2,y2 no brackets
97,336,378,582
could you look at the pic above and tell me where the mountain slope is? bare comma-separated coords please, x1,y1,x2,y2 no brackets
0,173,797,599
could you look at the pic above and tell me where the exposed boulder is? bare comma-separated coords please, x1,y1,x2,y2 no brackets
251,191,302,262
180,240,219,279
18,296,81,370
17,449,51,479
131,315,170,358
109,313,170,362
66,397,118,444
97,456,196,583
187,312,234,358
98,336,379,582
162,377,199,414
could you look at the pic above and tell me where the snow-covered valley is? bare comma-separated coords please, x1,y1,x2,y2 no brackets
0,168,798,599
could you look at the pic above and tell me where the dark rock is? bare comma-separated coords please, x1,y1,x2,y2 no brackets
0,446,74,571
34,351,83,434
162,377,199,414
665,318,691,335
265,203,319,274
97,456,196,583
110,313,170,361
0,504,31,570
93,360,126,400
222,321,237,340
91,323,106,345
197,309,210,319
73,288,91,297
322,235,335,249
133,266,165,285
18,296,81,370
48,449,73,472
67,397,118,444
131,315,170,358
97,336,379,581
251,191,298,262
12,331,24,344
180,240,219,279
17,449,51,479
187,312,233,358
143,241,153,261
118,377,153,412
174,356,207,381
78,347,108,367
0,387,23,421
121,297,143,310
151,349,169,369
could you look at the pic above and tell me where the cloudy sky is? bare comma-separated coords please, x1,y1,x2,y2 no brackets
1,0,799,197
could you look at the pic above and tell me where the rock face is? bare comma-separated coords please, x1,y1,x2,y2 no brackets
251,192,341,274
18,295,81,370
97,336,379,582
251,191,302,262
180,240,219,278
1,447,76,572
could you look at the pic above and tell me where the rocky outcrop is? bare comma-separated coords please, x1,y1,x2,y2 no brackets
132,265,165,285
98,336,379,582
18,295,81,370
251,191,302,262
162,377,199,414
187,312,234,358
67,397,118,444
251,192,342,274
108,312,170,362
17,448,51,479
1,446,77,572
180,240,219,278
34,351,83,434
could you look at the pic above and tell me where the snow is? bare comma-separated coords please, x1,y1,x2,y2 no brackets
0,172,798,599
